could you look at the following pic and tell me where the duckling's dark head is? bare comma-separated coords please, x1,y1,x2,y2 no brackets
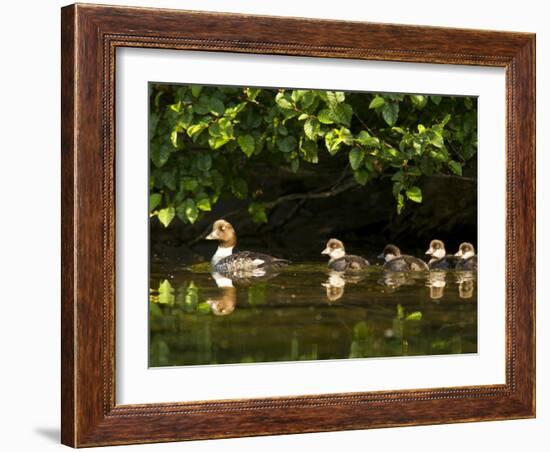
426,239,446,259
206,219,237,248
455,242,476,259
378,244,401,261
321,238,346,260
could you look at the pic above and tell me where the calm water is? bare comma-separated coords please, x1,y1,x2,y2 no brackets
149,264,477,367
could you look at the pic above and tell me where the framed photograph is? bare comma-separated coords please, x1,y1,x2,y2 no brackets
61,3,535,447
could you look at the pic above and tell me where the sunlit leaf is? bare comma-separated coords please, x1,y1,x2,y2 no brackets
405,186,422,203
149,193,162,212
158,207,175,227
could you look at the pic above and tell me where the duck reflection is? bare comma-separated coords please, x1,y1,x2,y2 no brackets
321,271,367,302
322,271,346,301
207,272,237,316
427,271,447,299
379,271,409,291
455,271,475,299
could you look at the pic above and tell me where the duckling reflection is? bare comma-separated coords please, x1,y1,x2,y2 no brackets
379,271,409,291
207,272,237,316
455,271,476,299
427,271,447,300
322,271,346,302
321,271,367,302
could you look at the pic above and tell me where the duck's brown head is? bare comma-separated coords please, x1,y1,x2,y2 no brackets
321,238,346,260
378,244,401,262
426,239,446,259
455,242,476,259
206,219,237,248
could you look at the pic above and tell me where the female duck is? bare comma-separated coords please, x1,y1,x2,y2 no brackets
425,239,460,270
206,219,290,274
321,238,369,271
454,242,478,271
378,244,429,271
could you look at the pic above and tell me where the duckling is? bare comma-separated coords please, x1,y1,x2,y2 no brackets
425,239,460,270
205,219,290,274
321,238,369,271
454,242,478,271
378,244,429,272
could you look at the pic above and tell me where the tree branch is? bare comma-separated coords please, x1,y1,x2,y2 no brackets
429,173,476,183
188,177,359,245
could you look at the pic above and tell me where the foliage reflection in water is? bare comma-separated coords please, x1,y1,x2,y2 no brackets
149,264,477,367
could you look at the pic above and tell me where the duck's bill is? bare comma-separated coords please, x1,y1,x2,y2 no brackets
377,253,384,259
205,232,217,240
321,248,330,255
425,249,433,255
454,251,463,257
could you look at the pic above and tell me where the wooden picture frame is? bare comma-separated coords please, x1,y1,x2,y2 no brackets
61,3,536,447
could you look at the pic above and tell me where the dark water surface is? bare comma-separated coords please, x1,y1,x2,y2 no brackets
149,263,477,367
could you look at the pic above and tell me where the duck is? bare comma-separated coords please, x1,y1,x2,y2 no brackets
205,219,291,274
425,239,460,270
321,238,369,271
454,242,478,271
377,244,429,272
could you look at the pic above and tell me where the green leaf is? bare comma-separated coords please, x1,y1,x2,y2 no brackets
382,103,399,126
158,207,175,227
187,123,208,139
304,118,320,140
194,95,210,115
410,95,427,109
170,130,179,148
238,134,255,157
326,91,345,106
448,160,463,176
317,109,334,124
354,169,369,186
190,85,203,98
290,158,300,173
248,202,268,223
208,135,231,149
196,153,212,172
231,178,248,199
430,131,445,148
277,136,296,153
369,96,385,109
275,92,293,109
196,195,212,212
356,130,380,147
149,193,162,212
324,130,341,154
405,312,423,321
300,139,319,163
331,103,353,127
208,97,225,116
181,177,199,192
430,95,442,105
150,144,171,168
405,186,422,203
349,148,364,170
176,199,199,224
397,193,405,214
